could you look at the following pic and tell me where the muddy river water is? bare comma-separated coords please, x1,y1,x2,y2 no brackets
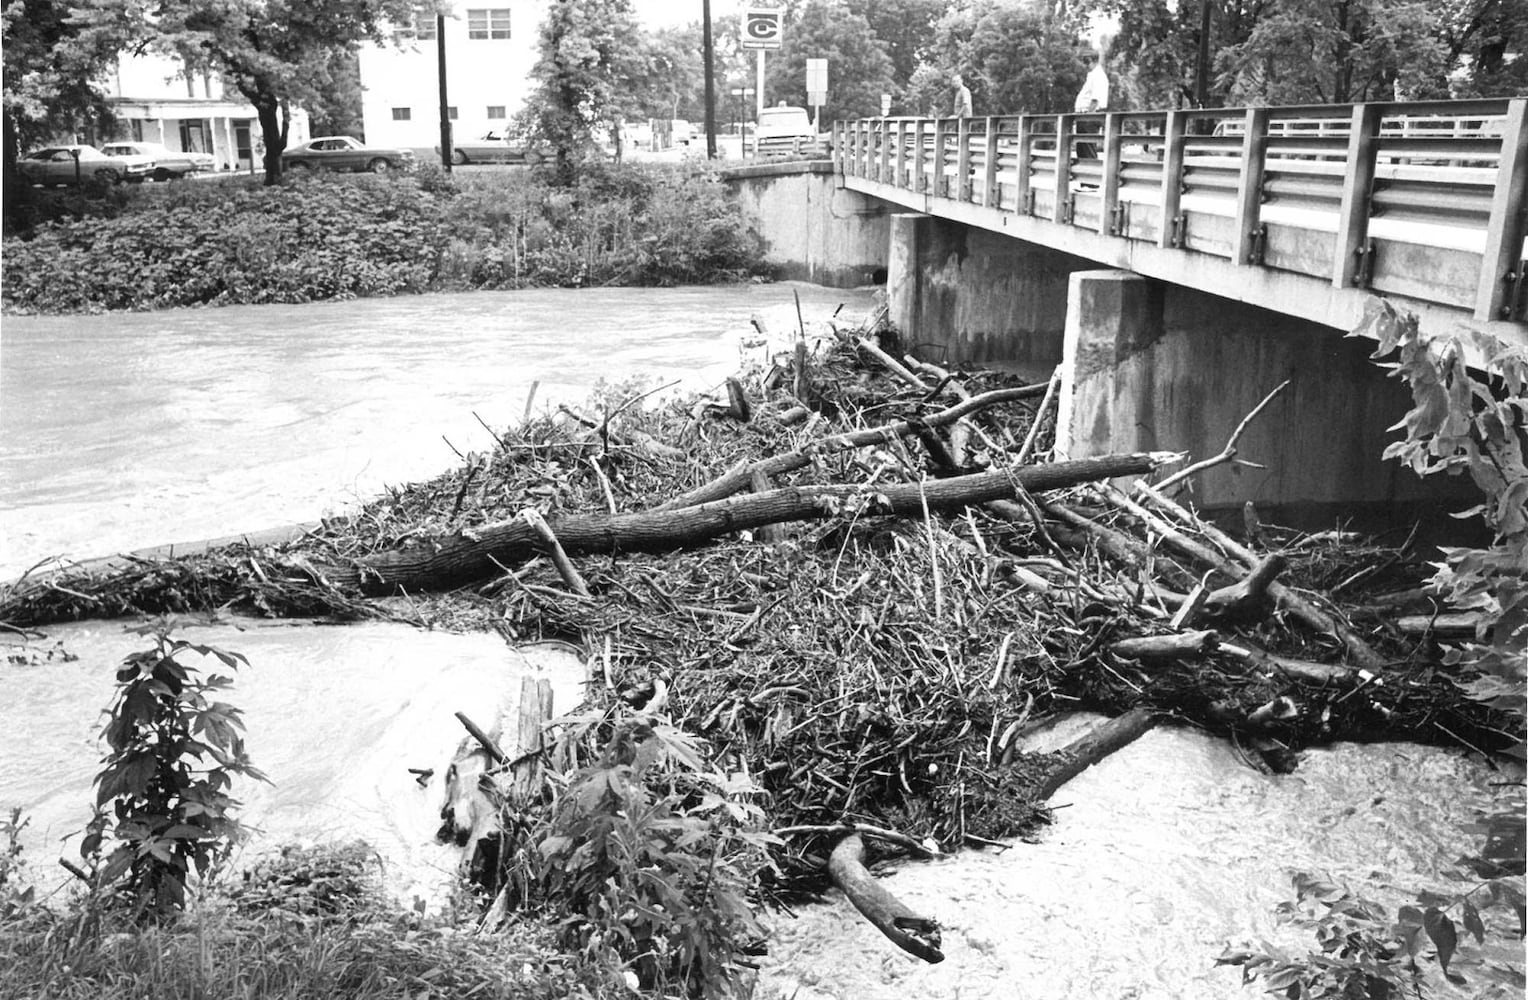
1,285,1521,998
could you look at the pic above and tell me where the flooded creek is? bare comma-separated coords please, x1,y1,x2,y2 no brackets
1,284,1521,996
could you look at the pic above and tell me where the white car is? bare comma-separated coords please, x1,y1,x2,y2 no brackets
16,145,153,185
101,141,215,181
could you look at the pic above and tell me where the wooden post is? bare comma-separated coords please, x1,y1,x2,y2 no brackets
1053,115,1072,223
1232,106,1271,265
511,676,554,803
1158,110,1186,248
1100,112,1124,236
1476,98,1528,320
1016,116,1034,215
931,118,949,196
1333,103,1383,288
982,116,1002,208
956,117,973,202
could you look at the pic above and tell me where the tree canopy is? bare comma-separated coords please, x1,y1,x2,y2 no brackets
1082,0,1528,108
2,0,126,223
766,0,896,120
524,0,643,181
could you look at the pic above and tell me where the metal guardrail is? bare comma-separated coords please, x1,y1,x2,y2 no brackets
832,99,1528,324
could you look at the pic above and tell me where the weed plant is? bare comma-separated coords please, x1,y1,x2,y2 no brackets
1,160,769,314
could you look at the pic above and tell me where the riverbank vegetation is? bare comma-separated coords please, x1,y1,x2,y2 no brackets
2,305,1522,996
0,161,768,314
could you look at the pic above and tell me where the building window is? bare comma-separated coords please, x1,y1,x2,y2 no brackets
415,15,436,40
486,105,506,119
467,8,511,39
392,107,412,121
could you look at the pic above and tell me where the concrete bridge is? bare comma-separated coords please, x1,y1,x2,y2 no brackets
725,97,1526,527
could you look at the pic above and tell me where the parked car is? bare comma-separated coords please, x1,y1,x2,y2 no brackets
753,106,826,158
440,130,542,165
280,136,415,173
101,141,215,181
16,145,154,185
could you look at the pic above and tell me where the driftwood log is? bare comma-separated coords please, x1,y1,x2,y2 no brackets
336,453,1163,594
828,707,1158,964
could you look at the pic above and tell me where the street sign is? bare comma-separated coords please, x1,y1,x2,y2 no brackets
805,58,827,106
742,8,782,50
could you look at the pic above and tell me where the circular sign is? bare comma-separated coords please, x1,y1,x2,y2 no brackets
745,10,781,42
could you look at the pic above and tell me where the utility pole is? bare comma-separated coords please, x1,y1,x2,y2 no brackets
1193,0,1212,108
702,0,717,159
437,13,453,170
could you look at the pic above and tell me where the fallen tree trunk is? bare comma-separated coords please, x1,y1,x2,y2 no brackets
334,453,1164,594
656,383,1049,511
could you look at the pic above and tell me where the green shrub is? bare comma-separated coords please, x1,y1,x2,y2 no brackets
2,162,769,313
81,619,267,922
526,712,776,999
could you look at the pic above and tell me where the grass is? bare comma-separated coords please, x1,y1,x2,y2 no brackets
0,838,626,1000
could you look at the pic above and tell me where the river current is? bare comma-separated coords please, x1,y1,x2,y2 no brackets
1,284,1521,998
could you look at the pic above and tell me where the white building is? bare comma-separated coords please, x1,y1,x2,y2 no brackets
358,2,546,153
105,53,310,173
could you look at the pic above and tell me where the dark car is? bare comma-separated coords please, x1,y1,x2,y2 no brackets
281,136,415,174
440,130,543,166
17,145,153,185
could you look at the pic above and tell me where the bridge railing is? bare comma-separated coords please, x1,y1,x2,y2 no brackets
833,99,1527,323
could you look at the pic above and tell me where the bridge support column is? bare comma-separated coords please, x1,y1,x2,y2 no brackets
886,214,1091,370
1056,270,1471,524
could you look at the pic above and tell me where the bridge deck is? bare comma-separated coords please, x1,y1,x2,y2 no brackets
833,99,1527,350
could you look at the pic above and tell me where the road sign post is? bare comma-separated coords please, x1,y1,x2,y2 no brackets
742,8,782,124
806,58,828,131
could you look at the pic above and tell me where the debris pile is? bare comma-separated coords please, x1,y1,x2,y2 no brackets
2,305,1515,958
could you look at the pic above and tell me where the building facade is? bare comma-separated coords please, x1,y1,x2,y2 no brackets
106,54,310,173
358,2,545,153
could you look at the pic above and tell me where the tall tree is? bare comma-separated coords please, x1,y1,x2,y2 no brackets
1081,0,1525,108
2,0,126,226
80,0,423,183
766,0,896,121
844,0,949,90
905,0,1090,116
524,0,643,182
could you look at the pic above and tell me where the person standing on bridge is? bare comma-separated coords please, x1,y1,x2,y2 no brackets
952,73,974,118
1074,52,1109,113
1073,52,1109,160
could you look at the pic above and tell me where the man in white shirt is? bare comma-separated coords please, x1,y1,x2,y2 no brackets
1074,52,1109,113
1073,52,1109,161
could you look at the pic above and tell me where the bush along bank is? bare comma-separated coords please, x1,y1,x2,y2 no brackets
1,162,770,314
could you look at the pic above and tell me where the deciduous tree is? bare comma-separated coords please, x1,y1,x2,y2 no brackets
765,0,895,121
524,0,643,182
904,0,1089,116
1,0,126,226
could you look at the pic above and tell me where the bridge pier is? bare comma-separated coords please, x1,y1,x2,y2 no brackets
1055,270,1468,521
887,212,1094,370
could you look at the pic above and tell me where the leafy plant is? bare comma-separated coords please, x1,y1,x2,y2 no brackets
1352,299,1528,756
81,618,267,922
530,711,777,998
1219,863,1527,999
